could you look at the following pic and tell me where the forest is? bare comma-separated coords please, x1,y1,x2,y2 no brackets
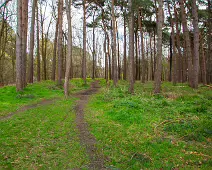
0,0,212,169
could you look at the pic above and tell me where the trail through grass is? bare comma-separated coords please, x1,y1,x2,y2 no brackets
0,79,93,118
86,81,212,169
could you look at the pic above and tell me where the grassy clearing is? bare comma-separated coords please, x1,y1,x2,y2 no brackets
0,78,93,118
86,81,212,169
0,99,89,169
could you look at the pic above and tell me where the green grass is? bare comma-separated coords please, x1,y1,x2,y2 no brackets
0,79,93,118
86,81,212,169
0,99,89,169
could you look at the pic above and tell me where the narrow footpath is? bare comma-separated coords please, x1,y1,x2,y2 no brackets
74,81,105,169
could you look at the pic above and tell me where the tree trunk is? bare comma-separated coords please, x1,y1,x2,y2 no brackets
64,0,72,97
82,0,87,84
112,0,118,86
180,0,193,87
207,0,212,83
128,0,134,93
51,19,59,81
200,32,207,85
123,11,127,80
192,0,199,88
57,0,63,85
154,0,163,94
16,0,23,91
36,3,40,82
92,11,96,79
28,0,37,83
138,9,145,83
168,3,177,85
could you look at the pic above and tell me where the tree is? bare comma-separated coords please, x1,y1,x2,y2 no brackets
128,0,134,93
154,0,163,94
64,0,73,97
57,0,63,85
192,0,199,88
28,0,37,83
111,0,118,86
16,0,28,91
82,0,87,84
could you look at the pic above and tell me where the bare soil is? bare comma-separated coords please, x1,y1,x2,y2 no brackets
74,81,106,169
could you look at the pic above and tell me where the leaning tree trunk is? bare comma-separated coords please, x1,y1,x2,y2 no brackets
28,0,37,83
154,0,163,94
128,0,134,93
64,0,72,97
57,0,63,85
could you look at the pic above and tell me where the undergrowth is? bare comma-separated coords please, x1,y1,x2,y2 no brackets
86,80,212,169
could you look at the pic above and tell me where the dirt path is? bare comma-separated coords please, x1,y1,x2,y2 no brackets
74,81,106,170
0,98,59,121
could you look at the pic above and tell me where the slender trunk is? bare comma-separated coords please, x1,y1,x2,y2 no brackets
207,0,212,83
92,11,95,79
64,0,72,97
180,0,193,87
128,0,134,93
36,4,40,82
112,0,118,86
192,0,199,88
82,0,87,84
57,0,63,85
28,0,37,83
16,0,23,91
138,9,145,83
154,0,163,94
168,3,177,85
200,33,207,85
135,31,139,80
123,11,127,80
51,19,59,81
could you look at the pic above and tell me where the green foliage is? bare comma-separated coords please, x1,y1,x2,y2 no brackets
86,81,212,169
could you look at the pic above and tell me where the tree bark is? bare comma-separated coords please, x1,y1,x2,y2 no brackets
180,0,193,87
82,0,87,84
36,3,40,82
28,0,37,83
51,19,59,81
64,0,72,97
128,0,134,93
192,0,199,88
57,0,63,85
154,0,163,94
112,0,118,86
123,11,127,80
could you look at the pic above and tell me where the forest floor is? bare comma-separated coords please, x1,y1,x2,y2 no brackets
0,79,211,169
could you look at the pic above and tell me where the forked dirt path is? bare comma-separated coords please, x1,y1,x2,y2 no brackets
0,98,59,121
74,81,106,169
